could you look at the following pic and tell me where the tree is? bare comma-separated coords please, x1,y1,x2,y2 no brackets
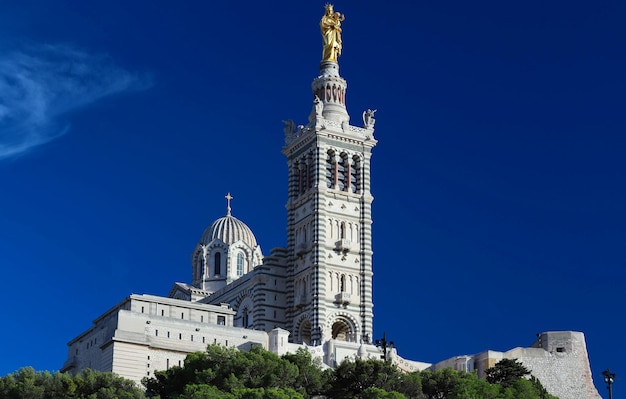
144,345,304,399
420,368,461,399
0,367,145,399
326,358,417,399
362,387,407,399
450,371,499,399
143,346,561,399
282,348,329,398
484,359,558,399
485,359,530,388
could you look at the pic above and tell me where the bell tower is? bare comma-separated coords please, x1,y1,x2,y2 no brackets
282,4,377,346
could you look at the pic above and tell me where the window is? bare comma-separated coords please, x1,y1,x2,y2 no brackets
167,331,170,338
307,155,314,189
350,156,360,193
337,153,348,191
155,330,159,336
201,315,204,322
179,333,182,340
299,160,306,195
181,312,184,319
202,336,206,343
242,308,249,328
161,309,165,316
325,151,352,191
214,252,221,275
141,306,144,313
237,253,244,276
217,316,226,325
191,335,194,342
326,150,336,188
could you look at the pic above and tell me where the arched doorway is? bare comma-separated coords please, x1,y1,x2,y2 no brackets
331,318,353,342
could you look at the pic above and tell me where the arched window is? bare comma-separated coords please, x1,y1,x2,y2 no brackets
214,252,221,276
195,253,204,280
236,253,244,276
326,150,336,188
340,274,346,292
307,153,314,189
350,156,360,193
337,153,348,191
242,308,249,328
299,160,306,195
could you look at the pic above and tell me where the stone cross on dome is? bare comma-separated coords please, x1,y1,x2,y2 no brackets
225,192,233,216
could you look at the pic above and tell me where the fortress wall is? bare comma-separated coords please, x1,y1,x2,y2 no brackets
507,332,601,399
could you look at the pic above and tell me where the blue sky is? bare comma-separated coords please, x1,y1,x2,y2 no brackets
1,0,624,395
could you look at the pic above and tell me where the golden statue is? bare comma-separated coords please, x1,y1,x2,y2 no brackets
320,4,345,62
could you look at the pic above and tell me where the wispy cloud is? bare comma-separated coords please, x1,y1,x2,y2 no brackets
0,43,152,160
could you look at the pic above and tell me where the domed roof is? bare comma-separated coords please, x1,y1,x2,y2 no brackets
199,194,258,248
200,214,258,248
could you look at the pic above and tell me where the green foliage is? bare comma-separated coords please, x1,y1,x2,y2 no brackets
0,367,145,399
1,347,560,399
281,348,328,397
448,370,500,399
144,345,305,399
483,359,558,399
362,387,407,399
485,359,530,388
421,368,459,399
326,357,421,399
143,346,560,399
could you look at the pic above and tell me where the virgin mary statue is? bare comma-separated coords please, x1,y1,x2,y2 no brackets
320,4,345,62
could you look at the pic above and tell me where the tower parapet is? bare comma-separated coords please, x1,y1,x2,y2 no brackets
312,61,349,124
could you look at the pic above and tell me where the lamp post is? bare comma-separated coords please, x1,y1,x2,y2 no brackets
602,369,615,399
375,332,394,361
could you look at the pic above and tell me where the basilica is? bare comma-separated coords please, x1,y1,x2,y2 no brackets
61,6,601,399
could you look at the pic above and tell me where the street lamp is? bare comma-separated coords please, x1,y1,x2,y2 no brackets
375,332,394,361
602,369,615,399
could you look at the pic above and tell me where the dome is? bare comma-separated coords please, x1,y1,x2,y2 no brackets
200,213,258,248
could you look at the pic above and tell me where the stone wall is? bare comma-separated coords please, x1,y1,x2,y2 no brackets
430,331,601,399
513,331,601,399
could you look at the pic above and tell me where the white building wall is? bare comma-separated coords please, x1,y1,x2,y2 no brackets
63,294,269,385
111,342,148,384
